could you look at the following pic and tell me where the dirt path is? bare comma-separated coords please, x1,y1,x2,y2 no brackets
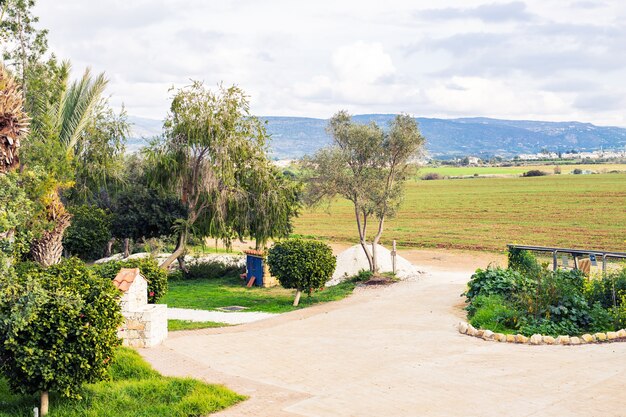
140,253,625,417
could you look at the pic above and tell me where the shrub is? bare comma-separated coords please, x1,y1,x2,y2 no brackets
93,257,167,303
572,168,583,174
421,172,441,180
464,266,532,304
585,268,626,309
0,258,123,412
469,295,519,333
267,239,336,306
507,247,541,277
522,169,548,177
184,260,243,280
63,205,112,260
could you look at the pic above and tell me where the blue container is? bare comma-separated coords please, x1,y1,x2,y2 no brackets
245,253,264,287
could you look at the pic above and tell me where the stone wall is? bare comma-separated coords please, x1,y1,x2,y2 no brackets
118,304,168,348
119,275,147,312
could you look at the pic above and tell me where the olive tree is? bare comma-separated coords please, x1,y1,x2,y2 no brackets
304,111,425,272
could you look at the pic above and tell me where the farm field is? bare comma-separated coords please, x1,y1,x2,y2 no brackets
418,163,626,177
293,173,626,252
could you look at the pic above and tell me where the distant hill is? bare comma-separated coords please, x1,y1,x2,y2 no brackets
128,115,626,159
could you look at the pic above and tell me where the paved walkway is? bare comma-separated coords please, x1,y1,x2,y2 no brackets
167,307,277,325
141,265,626,417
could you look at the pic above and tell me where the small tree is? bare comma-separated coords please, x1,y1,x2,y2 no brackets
0,258,123,415
63,205,112,260
304,111,425,272
267,239,336,306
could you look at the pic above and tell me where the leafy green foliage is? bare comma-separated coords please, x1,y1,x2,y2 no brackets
0,258,123,400
267,239,336,295
63,205,111,260
93,258,167,304
464,267,533,306
522,169,548,177
181,260,243,280
507,248,542,277
468,295,519,334
0,347,244,416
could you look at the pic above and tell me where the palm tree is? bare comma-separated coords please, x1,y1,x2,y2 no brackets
28,65,107,266
0,64,28,174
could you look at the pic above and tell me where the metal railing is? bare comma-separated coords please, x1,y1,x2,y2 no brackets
507,244,626,272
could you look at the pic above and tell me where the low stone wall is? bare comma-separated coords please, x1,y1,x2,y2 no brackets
119,304,168,348
457,322,626,345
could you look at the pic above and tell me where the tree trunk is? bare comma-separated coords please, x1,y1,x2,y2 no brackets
30,213,71,267
40,391,49,416
354,205,374,272
293,290,302,306
371,216,386,274
123,238,130,258
105,238,115,257
160,230,187,270
177,254,189,273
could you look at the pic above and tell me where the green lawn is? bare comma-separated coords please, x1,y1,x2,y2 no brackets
294,173,626,252
419,163,626,177
161,275,366,313
168,319,229,331
0,348,244,417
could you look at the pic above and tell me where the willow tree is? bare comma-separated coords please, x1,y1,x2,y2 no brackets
305,111,425,273
146,82,297,269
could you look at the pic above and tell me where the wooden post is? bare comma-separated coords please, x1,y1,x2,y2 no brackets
40,391,49,416
392,240,397,275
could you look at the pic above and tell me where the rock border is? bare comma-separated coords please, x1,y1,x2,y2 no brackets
457,322,626,345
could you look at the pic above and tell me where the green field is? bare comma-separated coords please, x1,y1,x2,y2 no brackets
418,163,626,177
294,174,626,252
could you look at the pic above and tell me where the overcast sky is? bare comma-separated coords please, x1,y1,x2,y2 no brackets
35,0,626,126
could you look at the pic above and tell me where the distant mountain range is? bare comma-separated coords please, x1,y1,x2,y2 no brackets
128,115,626,159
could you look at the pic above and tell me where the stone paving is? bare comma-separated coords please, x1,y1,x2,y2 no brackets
141,265,626,417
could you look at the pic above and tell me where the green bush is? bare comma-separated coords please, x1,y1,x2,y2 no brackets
522,169,548,177
507,247,541,277
0,258,123,403
63,205,112,260
184,260,243,280
585,269,626,309
267,239,336,300
93,257,167,304
468,294,519,333
464,266,533,304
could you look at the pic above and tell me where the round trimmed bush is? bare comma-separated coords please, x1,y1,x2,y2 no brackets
0,258,123,411
267,239,336,305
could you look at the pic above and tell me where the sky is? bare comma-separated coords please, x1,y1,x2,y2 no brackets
34,0,626,126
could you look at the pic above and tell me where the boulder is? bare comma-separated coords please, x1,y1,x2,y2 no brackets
606,331,618,340
494,333,507,342
506,334,516,343
581,334,595,343
515,334,529,344
458,322,469,334
555,335,570,345
594,332,607,342
570,337,581,345
542,336,556,345
530,334,543,345
467,324,478,337
482,330,494,340
617,329,626,338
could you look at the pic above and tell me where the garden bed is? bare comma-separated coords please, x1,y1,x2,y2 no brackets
460,248,626,342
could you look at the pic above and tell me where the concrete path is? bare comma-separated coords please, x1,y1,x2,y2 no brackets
142,265,626,417
167,307,277,325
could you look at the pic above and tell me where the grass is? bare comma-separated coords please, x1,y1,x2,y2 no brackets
0,348,244,417
168,319,229,331
294,173,626,252
161,275,368,313
419,163,626,177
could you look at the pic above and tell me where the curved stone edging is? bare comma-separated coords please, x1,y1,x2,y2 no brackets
457,322,626,345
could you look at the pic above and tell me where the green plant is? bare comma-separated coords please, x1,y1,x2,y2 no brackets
0,258,123,413
468,294,519,333
266,239,336,306
93,257,167,303
63,205,112,260
522,169,548,177
507,248,542,277
464,266,532,303
183,260,243,280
